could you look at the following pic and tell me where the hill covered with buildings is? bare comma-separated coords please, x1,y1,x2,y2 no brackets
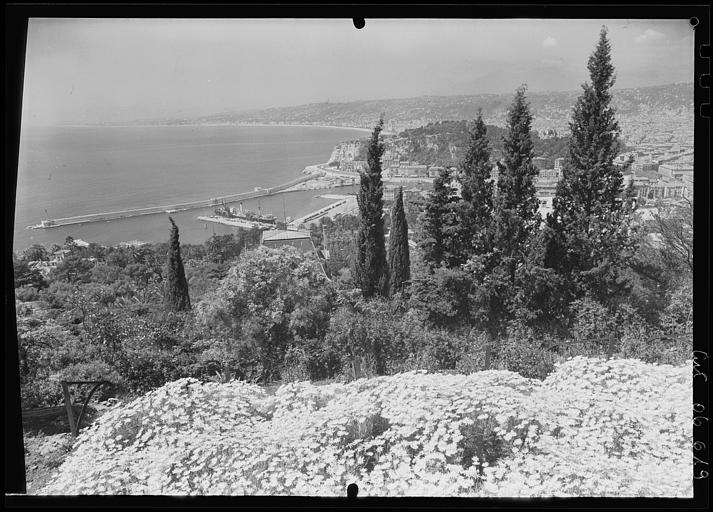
147,83,693,146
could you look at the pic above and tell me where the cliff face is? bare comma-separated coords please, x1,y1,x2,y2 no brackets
328,140,365,165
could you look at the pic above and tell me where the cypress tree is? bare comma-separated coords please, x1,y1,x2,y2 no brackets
419,167,459,268
355,117,389,298
492,85,540,274
546,26,635,303
165,217,191,311
387,187,410,294
457,110,494,260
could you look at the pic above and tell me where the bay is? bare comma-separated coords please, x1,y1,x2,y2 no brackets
13,125,366,251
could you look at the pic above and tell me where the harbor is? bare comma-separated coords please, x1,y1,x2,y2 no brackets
26,172,320,230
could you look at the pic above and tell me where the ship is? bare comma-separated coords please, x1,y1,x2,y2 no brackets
213,201,277,226
27,219,56,229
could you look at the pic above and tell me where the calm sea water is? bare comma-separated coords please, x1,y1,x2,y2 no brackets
13,125,366,251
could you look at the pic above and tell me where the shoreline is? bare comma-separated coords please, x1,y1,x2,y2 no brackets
15,125,376,251
53,123,376,133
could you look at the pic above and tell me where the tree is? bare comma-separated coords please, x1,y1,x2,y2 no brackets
13,255,47,289
545,26,636,305
355,117,389,298
195,246,334,381
651,198,693,275
22,244,49,262
205,234,243,264
460,87,540,365
50,252,95,284
387,187,410,295
164,217,191,311
491,85,540,273
418,167,459,268
64,236,77,252
457,111,494,260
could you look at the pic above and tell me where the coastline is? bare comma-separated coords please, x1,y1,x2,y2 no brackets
14,125,374,251
56,122,375,134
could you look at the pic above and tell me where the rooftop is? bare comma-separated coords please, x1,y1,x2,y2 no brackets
262,229,312,241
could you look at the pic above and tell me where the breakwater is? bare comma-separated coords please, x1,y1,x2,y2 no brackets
27,172,321,230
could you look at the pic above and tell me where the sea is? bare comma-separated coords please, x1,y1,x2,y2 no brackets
12,125,367,252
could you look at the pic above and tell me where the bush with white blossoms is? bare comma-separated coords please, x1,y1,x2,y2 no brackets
41,356,692,497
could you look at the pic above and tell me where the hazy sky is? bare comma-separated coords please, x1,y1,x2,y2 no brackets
22,18,694,126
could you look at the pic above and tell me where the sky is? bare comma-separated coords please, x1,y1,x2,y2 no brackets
21,18,694,126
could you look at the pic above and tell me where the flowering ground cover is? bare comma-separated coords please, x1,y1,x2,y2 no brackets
40,356,692,497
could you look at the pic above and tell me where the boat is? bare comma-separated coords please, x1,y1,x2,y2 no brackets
213,201,277,226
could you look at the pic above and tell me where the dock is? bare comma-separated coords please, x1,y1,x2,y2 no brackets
288,195,357,228
27,172,320,230
197,215,276,230
198,194,358,231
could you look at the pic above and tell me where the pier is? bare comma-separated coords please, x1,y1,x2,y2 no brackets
287,195,357,228
198,194,358,231
196,215,276,230
27,173,320,230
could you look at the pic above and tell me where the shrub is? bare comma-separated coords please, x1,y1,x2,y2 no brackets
50,361,126,403
570,297,619,344
16,286,41,302
195,246,333,382
455,331,491,374
619,329,691,366
41,358,691,497
494,323,556,380
458,412,505,474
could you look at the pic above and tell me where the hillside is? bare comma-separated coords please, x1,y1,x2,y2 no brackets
147,83,694,136
329,120,570,167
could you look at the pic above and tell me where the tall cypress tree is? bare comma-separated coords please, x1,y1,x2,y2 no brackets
419,167,458,269
546,26,635,303
165,217,191,311
492,85,540,275
457,111,494,260
387,187,410,295
355,117,389,298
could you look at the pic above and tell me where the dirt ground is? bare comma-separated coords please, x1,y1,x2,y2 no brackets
22,432,75,494
21,401,119,494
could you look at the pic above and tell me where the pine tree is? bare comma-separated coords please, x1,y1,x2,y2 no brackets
165,217,191,311
387,187,410,294
491,85,540,274
419,167,459,268
355,117,389,298
546,26,635,303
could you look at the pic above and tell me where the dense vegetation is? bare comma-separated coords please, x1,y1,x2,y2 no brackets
14,199,692,412
390,120,570,166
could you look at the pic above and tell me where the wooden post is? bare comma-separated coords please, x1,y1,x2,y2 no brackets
606,335,616,359
352,356,362,381
61,381,76,436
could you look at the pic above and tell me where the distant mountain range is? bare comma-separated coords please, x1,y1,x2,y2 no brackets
133,82,693,133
